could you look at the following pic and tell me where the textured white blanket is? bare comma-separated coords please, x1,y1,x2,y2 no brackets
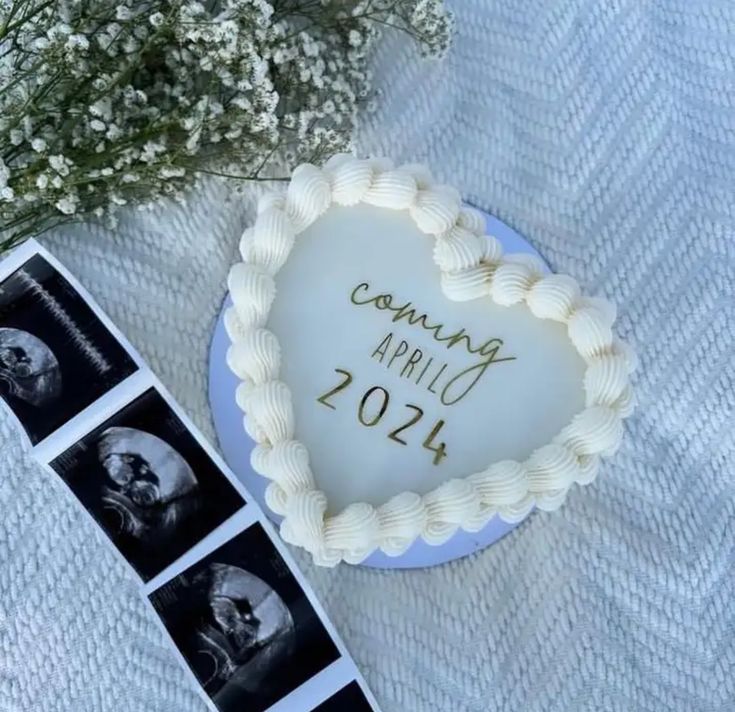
2,1,734,710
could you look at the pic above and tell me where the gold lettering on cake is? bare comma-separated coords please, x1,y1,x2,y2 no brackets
358,385,390,426
387,404,424,445
422,418,448,465
387,340,409,368
371,333,392,361
400,348,423,378
351,282,516,405
316,368,353,409
427,364,447,395
316,369,448,465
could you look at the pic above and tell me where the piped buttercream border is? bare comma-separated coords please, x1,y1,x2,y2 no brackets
225,155,636,566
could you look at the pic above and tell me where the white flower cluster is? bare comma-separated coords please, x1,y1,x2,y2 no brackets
0,0,451,249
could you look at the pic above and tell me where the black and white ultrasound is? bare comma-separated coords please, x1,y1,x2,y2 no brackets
149,522,341,712
1,243,373,712
313,681,375,711
49,388,245,581
0,254,137,443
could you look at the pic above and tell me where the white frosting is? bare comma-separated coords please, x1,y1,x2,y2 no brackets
409,183,462,234
226,154,636,566
238,380,294,444
363,169,418,210
457,205,487,235
252,439,315,513
433,225,485,272
490,261,539,306
376,491,427,556
468,460,529,505
284,164,332,233
440,263,494,301
251,208,295,273
227,263,274,330
567,302,615,358
526,274,580,321
226,328,280,385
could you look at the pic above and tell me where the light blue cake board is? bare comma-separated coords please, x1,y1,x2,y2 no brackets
208,208,546,568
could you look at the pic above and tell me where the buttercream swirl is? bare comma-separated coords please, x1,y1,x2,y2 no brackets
467,460,529,505
363,169,418,210
526,274,581,321
280,489,329,554
567,301,615,358
433,225,485,272
497,494,535,522
480,234,504,264
409,184,462,235
400,162,433,190
441,263,494,301
576,454,600,485
456,205,487,235
225,154,636,566
285,163,331,232
422,479,480,545
226,328,280,385
237,380,294,444
613,384,636,418
238,226,256,262
557,405,623,457
223,306,249,343
490,261,538,306
324,154,372,206
526,443,580,492
583,352,628,407
227,262,274,330
323,502,381,563
251,207,295,274
252,440,314,512
376,491,427,556
504,252,546,277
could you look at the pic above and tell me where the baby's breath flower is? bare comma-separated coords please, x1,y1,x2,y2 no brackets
48,155,72,176
55,196,78,215
66,34,89,51
159,166,186,179
0,0,451,250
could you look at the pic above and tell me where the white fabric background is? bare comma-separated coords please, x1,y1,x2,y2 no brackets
2,1,734,710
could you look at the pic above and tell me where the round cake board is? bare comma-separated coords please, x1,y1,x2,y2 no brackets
208,207,548,569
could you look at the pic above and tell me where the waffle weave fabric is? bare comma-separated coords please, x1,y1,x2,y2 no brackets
2,1,734,710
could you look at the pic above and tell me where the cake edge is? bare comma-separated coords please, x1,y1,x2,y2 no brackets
225,154,637,567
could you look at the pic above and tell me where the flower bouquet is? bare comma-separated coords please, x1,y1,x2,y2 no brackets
0,0,451,251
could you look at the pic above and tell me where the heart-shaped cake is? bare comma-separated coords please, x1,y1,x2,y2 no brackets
225,156,636,566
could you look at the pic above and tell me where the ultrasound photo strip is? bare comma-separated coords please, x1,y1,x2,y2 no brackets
0,243,140,445
150,521,351,712
48,387,248,582
312,681,377,710
142,498,382,712
0,239,381,712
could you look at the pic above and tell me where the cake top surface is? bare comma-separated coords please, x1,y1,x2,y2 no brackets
226,155,636,566
268,203,586,511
